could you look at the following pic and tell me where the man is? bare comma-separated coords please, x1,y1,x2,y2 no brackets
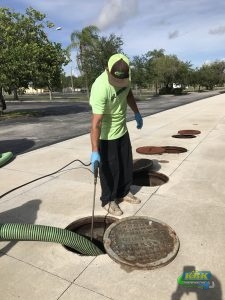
89,53,143,216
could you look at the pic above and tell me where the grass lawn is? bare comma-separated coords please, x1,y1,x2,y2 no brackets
0,110,41,120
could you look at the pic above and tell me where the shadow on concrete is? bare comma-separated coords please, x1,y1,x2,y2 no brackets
0,138,35,155
151,159,162,171
0,199,41,257
171,265,222,300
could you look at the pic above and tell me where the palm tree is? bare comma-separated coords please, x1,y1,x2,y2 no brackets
67,25,100,97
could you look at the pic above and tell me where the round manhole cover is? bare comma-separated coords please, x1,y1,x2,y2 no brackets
178,130,201,135
136,146,165,155
133,158,153,174
103,216,179,269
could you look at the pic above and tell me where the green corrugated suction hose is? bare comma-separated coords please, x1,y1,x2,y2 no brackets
0,223,103,256
0,152,13,167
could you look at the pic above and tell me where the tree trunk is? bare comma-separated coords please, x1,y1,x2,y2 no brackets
49,89,53,101
84,73,89,98
48,80,53,100
13,88,19,100
0,87,6,113
155,81,158,94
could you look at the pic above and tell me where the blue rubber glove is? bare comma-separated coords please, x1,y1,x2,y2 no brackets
134,112,143,129
90,151,100,172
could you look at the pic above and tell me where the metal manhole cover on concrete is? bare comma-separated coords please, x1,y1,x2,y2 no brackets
103,216,179,269
133,158,153,174
178,129,201,135
136,146,165,155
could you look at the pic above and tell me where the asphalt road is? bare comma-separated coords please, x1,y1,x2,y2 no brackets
0,90,222,155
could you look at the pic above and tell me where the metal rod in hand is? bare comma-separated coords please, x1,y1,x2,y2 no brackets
91,161,99,241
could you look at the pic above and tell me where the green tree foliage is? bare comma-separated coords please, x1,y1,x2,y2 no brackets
68,25,99,96
145,49,165,93
131,55,148,88
83,33,124,90
93,34,123,71
196,61,225,90
60,73,84,91
68,26,123,95
32,42,69,100
0,7,69,100
140,49,192,94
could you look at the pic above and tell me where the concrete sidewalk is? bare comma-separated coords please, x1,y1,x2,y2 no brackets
0,94,224,300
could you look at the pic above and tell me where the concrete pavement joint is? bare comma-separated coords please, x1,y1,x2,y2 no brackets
0,251,71,283
71,283,114,300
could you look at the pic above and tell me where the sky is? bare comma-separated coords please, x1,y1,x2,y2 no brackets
2,0,225,75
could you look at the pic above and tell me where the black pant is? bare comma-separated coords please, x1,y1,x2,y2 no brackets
99,132,133,207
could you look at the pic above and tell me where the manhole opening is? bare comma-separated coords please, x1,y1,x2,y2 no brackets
178,129,201,135
163,146,187,153
64,216,118,255
136,146,165,155
133,158,153,174
133,171,169,186
172,134,196,139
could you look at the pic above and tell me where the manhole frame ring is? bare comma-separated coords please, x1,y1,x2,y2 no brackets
65,215,118,231
64,215,119,255
103,216,180,269
163,146,188,153
132,171,169,187
172,134,196,139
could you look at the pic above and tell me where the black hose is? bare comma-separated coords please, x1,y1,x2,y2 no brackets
0,159,91,199
0,160,104,256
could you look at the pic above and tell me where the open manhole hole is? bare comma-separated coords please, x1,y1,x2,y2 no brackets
178,129,201,135
133,171,169,186
64,216,118,255
103,216,180,269
136,146,165,155
163,146,187,153
172,134,196,139
133,158,153,174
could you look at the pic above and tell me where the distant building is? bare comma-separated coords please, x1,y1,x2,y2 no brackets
25,87,44,94
172,83,182,88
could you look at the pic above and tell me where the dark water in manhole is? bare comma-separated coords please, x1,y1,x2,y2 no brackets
172,134,196,139
64,216,118,255
133,171,169,186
